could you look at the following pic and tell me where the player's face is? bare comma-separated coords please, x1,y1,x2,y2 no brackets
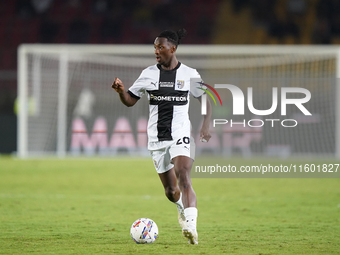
154,37,176,67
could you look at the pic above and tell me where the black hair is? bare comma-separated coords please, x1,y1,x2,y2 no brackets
157,28,187,48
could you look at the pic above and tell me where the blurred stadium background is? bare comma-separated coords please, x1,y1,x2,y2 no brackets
1,0,340,155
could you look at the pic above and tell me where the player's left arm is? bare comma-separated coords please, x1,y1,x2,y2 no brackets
197,96,212,142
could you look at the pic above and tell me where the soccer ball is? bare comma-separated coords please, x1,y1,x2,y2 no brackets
130,218,159,244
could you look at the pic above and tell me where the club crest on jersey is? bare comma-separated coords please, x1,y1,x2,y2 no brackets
177,80,184,89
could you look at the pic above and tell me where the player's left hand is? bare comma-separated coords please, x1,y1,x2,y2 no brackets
199,126,211,143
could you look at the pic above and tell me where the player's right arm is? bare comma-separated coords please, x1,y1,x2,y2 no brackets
111,77,138,107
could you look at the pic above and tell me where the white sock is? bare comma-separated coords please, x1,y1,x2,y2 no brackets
184,207,198,231
174,193,184,210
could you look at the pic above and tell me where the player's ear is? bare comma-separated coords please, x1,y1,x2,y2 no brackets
171,45,177,53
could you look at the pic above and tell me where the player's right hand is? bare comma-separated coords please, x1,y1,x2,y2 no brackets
111,77,125,93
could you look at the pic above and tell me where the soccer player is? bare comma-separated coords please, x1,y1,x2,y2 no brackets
111,28,211,245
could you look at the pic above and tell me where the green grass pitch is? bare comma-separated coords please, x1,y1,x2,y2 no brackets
0,156,339,254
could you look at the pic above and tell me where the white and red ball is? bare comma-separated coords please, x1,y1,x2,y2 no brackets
130,218,159,244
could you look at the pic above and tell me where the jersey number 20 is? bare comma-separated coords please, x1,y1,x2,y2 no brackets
176,137,190,145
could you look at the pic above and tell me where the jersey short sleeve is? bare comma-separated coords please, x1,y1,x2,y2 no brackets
189,69,206,98
128,65,159,99
127,71,147,99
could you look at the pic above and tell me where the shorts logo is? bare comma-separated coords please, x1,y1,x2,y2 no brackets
153,159,159,169
177,80,184,89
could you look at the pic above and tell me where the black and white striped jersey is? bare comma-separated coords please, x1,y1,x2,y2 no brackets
128,62,204,149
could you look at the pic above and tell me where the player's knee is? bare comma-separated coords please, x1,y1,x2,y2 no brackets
176,163,191,174
174,158,193,189
164,186,179,201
